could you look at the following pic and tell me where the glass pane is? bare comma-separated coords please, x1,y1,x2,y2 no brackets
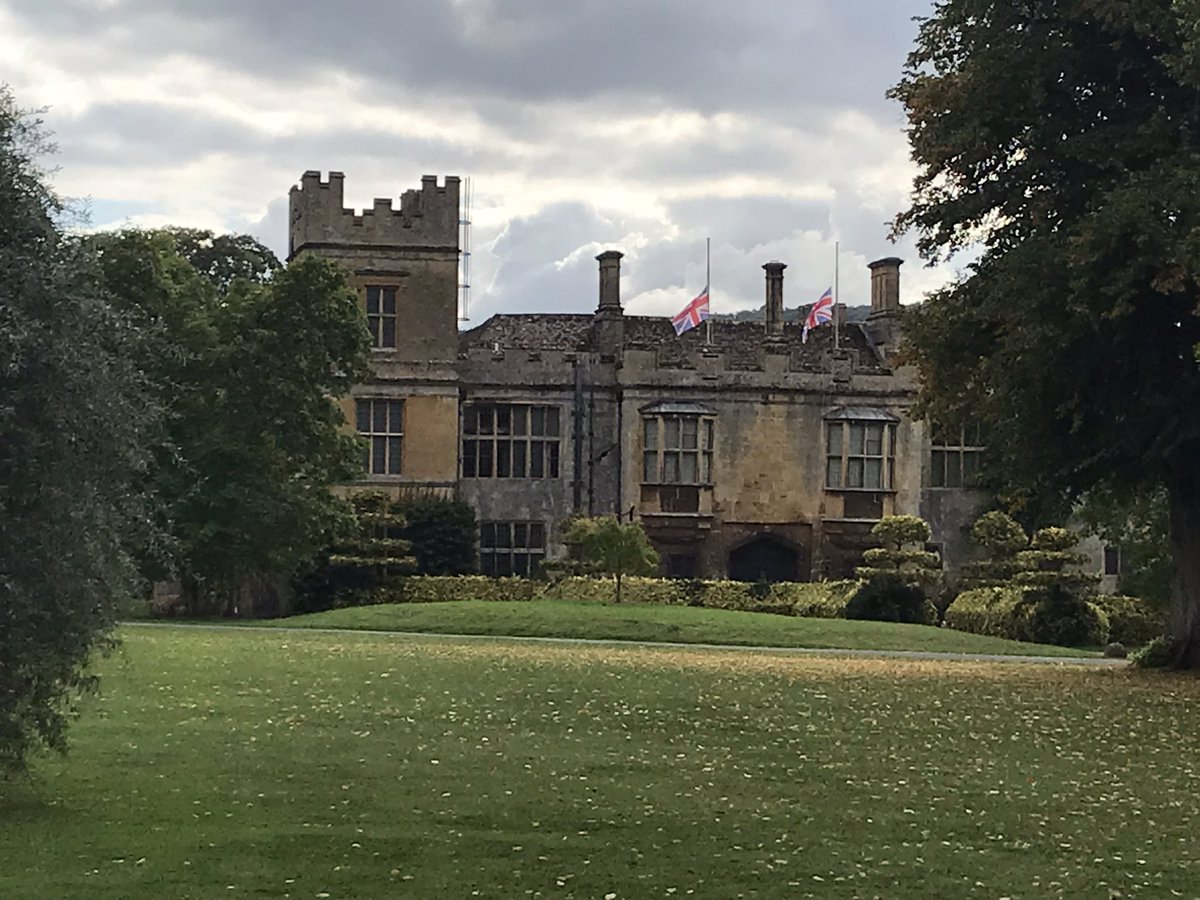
512,553,529,577
513,523,527,547
847,458,864,488
512,407,527,436
703,419,714,450
372,402,387,432
643,418,658,449
495,524,511,548
496,441,511,477
478,440,493,477
478,407,494,435
361,445,370,474
512,441,527,477
888,425,897,456
382,317,395,348
545,407,560,436
963,449,981,485
548,442,560,477
701,452,712,483
529,523,545,547
826,457,842,488
827,424,843,455
372,436,386,474
389,400,403,433
680,452,698,482
462,440,477,477
530,442,544,478
387,437,402,474
383,287,396,314
664,418,681,449
643,451,657,482
495,555,513,576
479,553,496,576
366,286,379,314
864,458,882,489
531,407,545,436
849,423,866,455
463,406,478,435
355,400,370,433
368,315,381,347
865,424,883,456
945,452,963,488
825,460,844,489
496,406,511,435
681,418,698,449
663,452,680,483
930,449,946,487
480,523,496,548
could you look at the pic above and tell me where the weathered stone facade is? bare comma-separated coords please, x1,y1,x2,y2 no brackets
290,172,989,580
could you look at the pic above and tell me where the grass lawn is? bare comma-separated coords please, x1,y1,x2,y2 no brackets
262,599,1097,658
2,628,1197,898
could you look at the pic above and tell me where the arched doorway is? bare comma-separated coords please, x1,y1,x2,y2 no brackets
728,535,799,583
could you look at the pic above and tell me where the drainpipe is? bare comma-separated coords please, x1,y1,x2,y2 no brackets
572,357,584,512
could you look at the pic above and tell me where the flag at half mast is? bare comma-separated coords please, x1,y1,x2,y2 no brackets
671,284,710,336
802,286,834,343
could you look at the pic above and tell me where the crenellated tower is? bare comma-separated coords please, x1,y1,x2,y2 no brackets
289,171,461,363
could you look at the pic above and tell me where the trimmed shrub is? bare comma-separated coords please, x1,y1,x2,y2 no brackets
944,586,1024,638
1010,586,1108,647
1132,636,1174,669
945,585,1109,646
845,576,938,625
395,496,477,575
782,580,862,618
1091,594,1166,646
962,511,1028,587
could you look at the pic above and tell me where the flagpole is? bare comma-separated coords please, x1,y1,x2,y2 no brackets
705,236,712,346
834,240,841,351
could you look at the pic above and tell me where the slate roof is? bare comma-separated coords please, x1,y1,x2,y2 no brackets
459,312,888,372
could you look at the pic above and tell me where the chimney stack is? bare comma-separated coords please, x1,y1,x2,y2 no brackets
868,257,903,315
763,260,786,340
596,250,623,312
594,249,625,361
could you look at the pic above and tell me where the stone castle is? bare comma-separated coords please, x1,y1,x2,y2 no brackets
288,171,991,581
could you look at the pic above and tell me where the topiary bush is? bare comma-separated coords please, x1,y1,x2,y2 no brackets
1091,594,1166,646
962,511,1028,587
1009,585,1109,647
944,586,1023,637
844,575,937,625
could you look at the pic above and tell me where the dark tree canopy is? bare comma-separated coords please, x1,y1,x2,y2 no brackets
0,88,159,770
891,1,1200,664
90,228,371,614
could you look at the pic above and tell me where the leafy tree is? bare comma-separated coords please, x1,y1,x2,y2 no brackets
395,495,477,575
0,89,159,770
891,2,1200,666
564,516,659,603
91,229,371,614
1076,485,1172,607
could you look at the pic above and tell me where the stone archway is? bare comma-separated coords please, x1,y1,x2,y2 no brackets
728,535,799,583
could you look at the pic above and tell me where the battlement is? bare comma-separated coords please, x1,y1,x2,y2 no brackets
288,171,461,259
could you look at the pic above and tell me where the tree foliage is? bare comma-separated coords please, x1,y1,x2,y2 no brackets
395,495,477,576
1076,485,1172,607
892,1,1200,665
90,228,371,614
0,89,159,770
564,516,660,603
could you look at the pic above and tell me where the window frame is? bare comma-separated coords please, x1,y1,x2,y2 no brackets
825,419,897,491
479,520,546,576
366,285,398,349
929,422,985,489
641,413,715,485
462,403,562,480
355,397,404,477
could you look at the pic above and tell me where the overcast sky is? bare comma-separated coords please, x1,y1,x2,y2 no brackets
3,0,956,322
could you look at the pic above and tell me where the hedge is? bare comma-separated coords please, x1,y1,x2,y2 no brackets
945,586,1110,647
363,575,862,617
1091,594,1166,646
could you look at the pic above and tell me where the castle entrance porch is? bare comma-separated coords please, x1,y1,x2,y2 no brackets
728,535,800,583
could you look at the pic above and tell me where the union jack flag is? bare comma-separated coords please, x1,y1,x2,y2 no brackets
802,286,834,343
671,284,710,336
